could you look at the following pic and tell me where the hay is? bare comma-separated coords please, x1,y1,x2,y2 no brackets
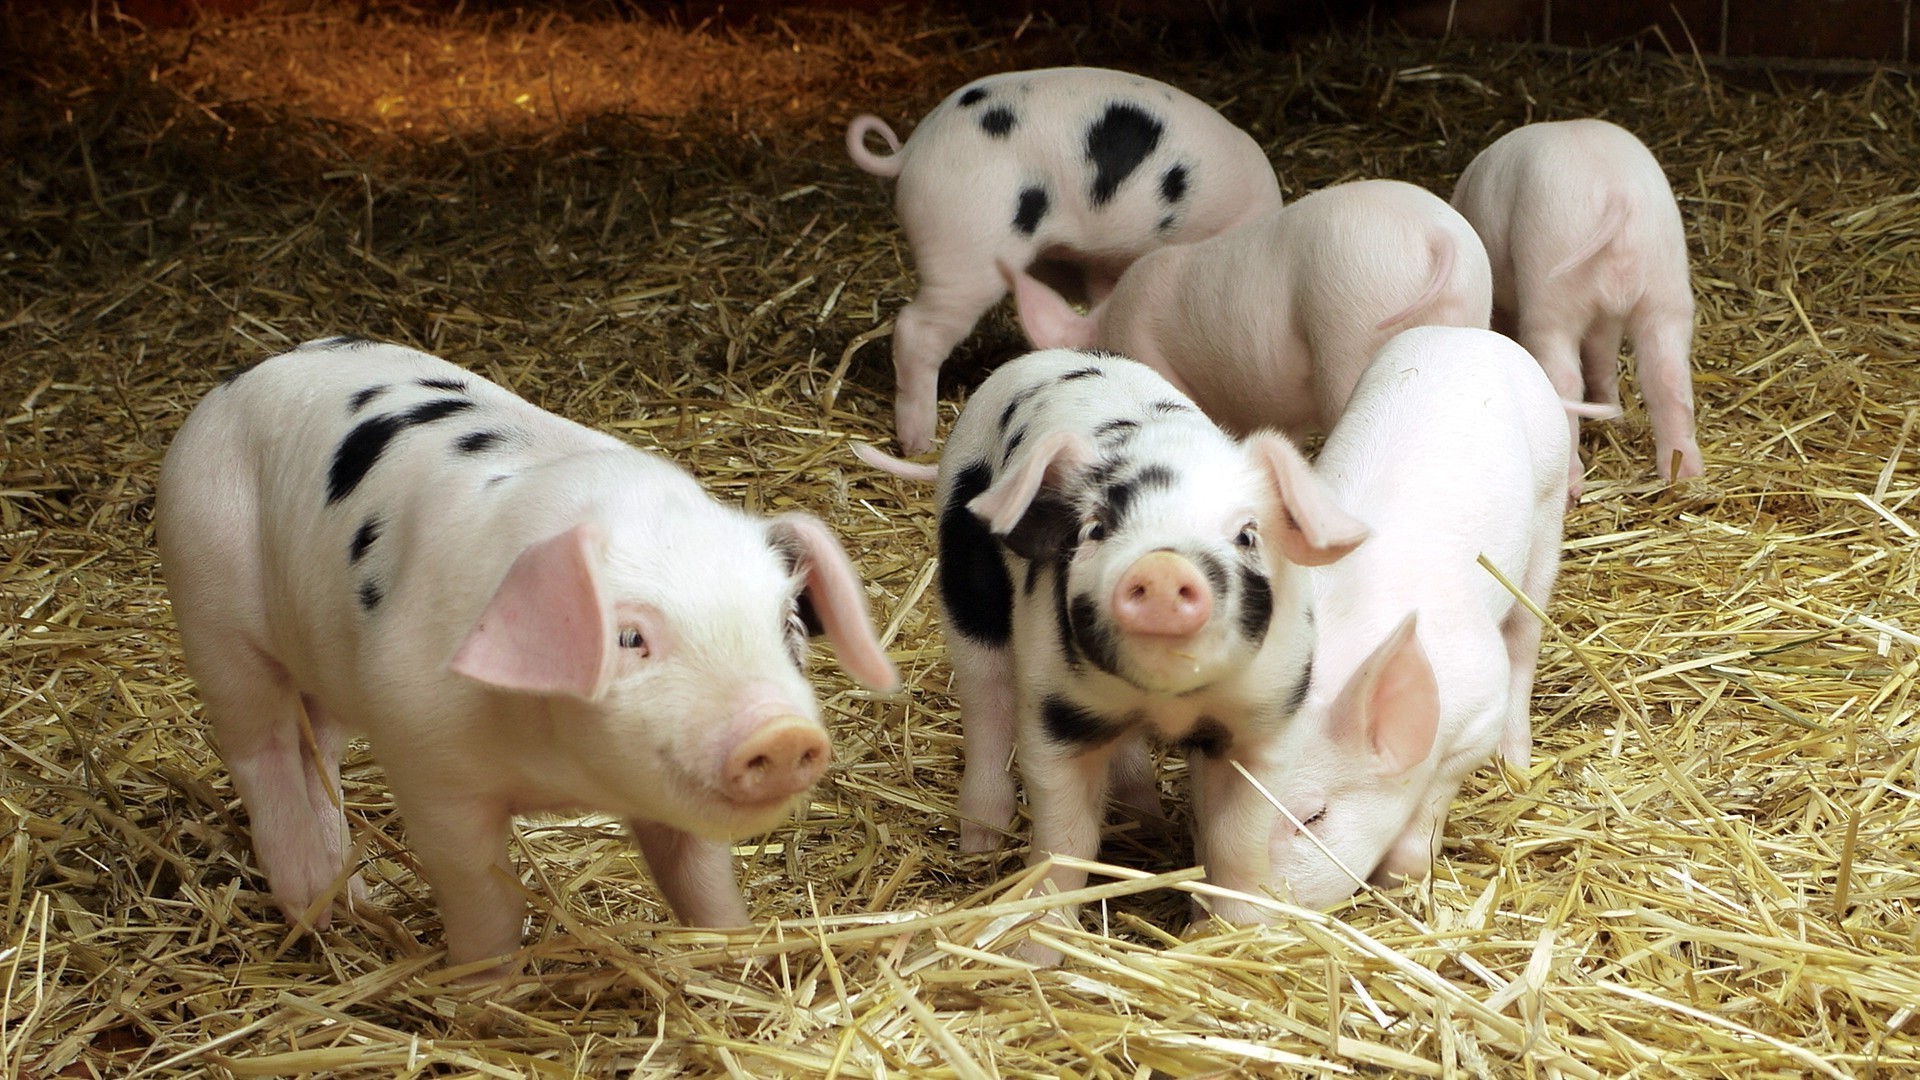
4,3,1917,1075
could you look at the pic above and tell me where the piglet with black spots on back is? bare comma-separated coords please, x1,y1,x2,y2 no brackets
156,337,898,972
847,67,1283,454
858,349,1367,964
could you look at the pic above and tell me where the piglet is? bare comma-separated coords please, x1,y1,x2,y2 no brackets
1247,326,1579,914
1450,118,1703,497
847,66,1283,454
155,336,898,969
1010,178,1492,441
860,349,1367,961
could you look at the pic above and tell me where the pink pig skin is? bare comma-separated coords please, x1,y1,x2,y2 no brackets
1231,326,1571,919
155,337,897,971
1010,178,1492,441
848,66,1283,454
1451,118,1703,497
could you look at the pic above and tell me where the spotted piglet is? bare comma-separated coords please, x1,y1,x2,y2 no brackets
862,349,1367,961
156,337,898,970
1450,118,1703,497
1009,179,1493,441
847,67,1283,453
1249,326,1577,914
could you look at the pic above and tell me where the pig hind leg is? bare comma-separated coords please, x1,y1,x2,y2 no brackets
1518,325,1592,500
891,259,1013,454
631,820,751,928
1578,316,1626,409
1627,302,1703,481
192,643,359,928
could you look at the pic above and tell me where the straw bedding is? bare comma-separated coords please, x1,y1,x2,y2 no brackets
3,3,1916,1076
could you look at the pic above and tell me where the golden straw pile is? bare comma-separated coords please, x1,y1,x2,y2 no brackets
2,4,1915,1076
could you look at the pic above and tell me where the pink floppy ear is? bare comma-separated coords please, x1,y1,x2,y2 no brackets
770,514,900,692
1328,613,1440,778
449,523,615,701
1001,259,1101,350
1245,432,1371,567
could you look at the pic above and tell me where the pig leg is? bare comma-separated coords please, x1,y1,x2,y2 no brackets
630,821,751,928
1187,750,1283,926
953,642,1020,853
1013,729,1118,963
387,790,522,969
1498,529,1561,768
1628,301,1703,481
195,648,358,929
1107,740,1166,827
892,261,1010,454
1519,325,1592,500
1578,315,1626,409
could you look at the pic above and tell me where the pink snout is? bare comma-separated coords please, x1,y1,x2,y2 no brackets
1112,550,1214,637
722,715,831,805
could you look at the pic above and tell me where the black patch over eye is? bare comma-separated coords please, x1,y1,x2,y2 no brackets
618,627,648,653
1237,564,1273,644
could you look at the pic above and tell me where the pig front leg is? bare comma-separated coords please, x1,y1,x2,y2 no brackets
1187,748,1285,927
197,653,361,929
952,640,1020,853
1629,302,1703,482
1013,723,1119,965
387,787,522,970
1107,740,1167,828
630,820,752,929
892,258,1013,454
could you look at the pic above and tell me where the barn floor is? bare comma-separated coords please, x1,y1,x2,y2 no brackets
3,3,1917,1076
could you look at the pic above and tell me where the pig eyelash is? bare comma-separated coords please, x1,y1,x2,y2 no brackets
617,627,649,655
1234,522,1259,549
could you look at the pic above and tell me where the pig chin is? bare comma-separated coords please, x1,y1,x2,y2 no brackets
1111,632,1239,694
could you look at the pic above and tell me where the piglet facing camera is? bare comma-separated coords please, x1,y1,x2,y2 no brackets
1451,118,1703,497
847,66,1283,454
863,349,1368,962
155,337,897,970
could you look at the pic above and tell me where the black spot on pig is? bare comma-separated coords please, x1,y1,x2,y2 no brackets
1013,186,1050,237
1237,564,1273,644
1085,103,1164,207
1284,657,1313,712
456,430,505,454
418,376,468,393
1001,426,1027,465
979,105,1017,137
1178,716,1232,758
939,462,1014,647
1159,164,1189,205
327,397,478,504
1151,400,1192,415
1042,695,1128,746
998,385,1041,431
1102,464,1175,530
357,579,383,611
959,86,989,107
1094,418,1138,444
348,385,389,413
1060,365,1104,381
1157,214,1178,233
348,517,381,563
1066,589,1124,678
220,358,267,386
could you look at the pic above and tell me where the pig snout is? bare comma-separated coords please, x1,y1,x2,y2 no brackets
722,715,830,804
1112,550,1214,637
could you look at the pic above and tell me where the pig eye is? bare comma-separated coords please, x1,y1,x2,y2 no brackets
1300,807,1327,828
617,627,649,656
1079,518,1108,544
1234,522,1259,549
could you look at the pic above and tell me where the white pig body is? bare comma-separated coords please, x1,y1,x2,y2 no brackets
156,337,896,968
864,349,1367,957
1450,118,1702,495
1011,178,1492,440
847,66,1283,453
1251,326,1569,910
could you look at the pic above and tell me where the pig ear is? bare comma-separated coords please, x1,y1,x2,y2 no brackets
449,523,616,701
1328,613,1439,778
1245,432,1370,567
769,514,901,692
966,428,1092,551
1002,259,1100,350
